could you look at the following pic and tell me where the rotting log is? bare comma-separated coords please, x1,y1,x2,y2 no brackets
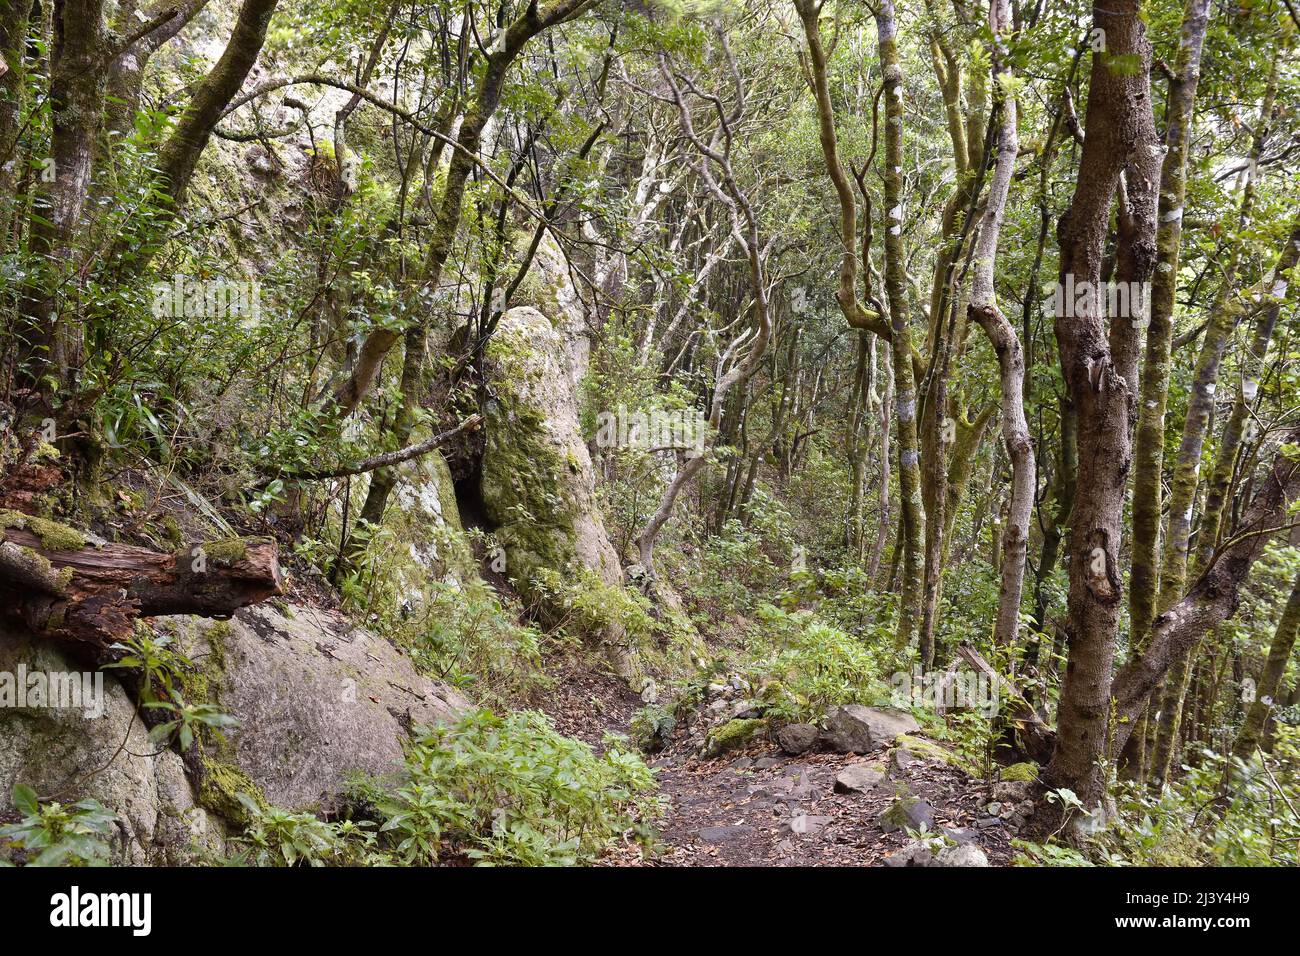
0,519,282,649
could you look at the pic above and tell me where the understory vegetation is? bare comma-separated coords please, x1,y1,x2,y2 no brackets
1,0,1298,870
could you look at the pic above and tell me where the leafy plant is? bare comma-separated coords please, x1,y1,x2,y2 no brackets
0,785,117,867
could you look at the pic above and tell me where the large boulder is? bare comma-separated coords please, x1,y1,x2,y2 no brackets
0,629,226,865
388,451,480,598
480,306,637,673
171,602,469,813
822,705,920,753
0,600,469,864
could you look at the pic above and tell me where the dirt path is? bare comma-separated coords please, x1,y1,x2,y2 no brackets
537,657,1015,867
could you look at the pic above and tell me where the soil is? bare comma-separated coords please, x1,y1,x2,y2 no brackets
535,655,1016,867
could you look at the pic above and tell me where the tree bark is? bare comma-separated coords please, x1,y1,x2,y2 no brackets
1042,0,1159,818
875,0,927,658
968,0,1033,651
0,525,282,650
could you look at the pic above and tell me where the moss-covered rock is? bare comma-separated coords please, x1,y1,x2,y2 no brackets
198,756,266,826
1000,761,1040,782
705,718,767,757
480,306,637,675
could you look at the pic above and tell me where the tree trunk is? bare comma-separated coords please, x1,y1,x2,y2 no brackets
875,0,927,659
1042,0,1160,821
968,0,1033,650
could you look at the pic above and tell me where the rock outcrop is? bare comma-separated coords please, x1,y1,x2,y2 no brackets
172,602,469,813
822,705,920,753
0,629,226,865
480,305,634,672
0,602,468,863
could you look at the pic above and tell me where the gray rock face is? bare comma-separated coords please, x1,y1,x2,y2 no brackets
1,601,470,865
935,843,991,867
834,764,886,794
776,722,820,755
0,629,225,865
186,603,469,812
822,705,920,753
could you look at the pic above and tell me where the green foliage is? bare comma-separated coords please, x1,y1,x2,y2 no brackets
630,703,677,753
0,785,117,867
743,604,892,722
228,709,661,867
106,627,238,750
380,710,661,865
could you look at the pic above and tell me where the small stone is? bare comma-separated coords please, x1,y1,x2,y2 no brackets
991,780,1034,803
890,748,924,774
788,813,832,835
835,764,886,794
776,722,819,755
987,801,1003,815
878,793,936,833
774,839,795,856
696,825,755,844
883,840,934,867
934,843,990,867
788,769,816,800
732,757,754,770
944,827,978,845
755,756,782,769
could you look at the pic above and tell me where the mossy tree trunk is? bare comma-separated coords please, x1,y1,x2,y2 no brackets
875,0,927,661
15,0,109,408
0,0,31,250
1041,0,1160,821
1147,69,1277,787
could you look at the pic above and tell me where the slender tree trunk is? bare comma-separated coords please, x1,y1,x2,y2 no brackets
1127,0,1212,650
968,0,1032,650
1148,73,1276,787
875,0,926,658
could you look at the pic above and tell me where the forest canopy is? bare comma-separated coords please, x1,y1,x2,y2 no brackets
0,0,1298,871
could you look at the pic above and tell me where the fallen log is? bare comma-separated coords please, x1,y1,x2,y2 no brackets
0,513,282,650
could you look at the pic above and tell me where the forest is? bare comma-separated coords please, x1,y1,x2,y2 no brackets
0,0,1297,875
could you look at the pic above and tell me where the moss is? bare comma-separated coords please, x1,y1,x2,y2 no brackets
198,756,265,826
203,537,248,566
705,718,767,757
895,735,978,776
0,510,86,551
880,793,926,831
1000,761,1040,782
160,514,184,549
